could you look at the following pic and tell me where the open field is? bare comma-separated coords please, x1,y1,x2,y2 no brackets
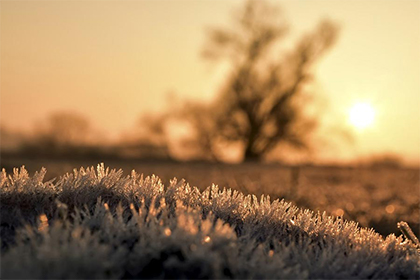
2,156,419,238
1,162,419,279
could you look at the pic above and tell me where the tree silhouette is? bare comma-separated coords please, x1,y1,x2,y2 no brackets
37,112,92,150
186,0,339,161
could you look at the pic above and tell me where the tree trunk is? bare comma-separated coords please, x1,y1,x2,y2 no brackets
243,147,262,162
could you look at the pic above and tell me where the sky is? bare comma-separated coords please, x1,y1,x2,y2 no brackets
1,0,419,164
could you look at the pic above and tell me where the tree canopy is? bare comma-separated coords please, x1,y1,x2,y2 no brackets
182,0,340,161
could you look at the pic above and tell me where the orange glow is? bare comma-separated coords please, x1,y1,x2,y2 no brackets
385,205,395,214
38,214,49,232
164,227,172,237
335,209,344,216
1,0,419,165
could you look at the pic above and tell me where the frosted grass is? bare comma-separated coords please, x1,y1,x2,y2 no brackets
1,164,419,279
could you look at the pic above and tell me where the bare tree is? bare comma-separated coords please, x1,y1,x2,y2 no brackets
177,101,222,161
38,112,91,149
186,0,339,161
137,113,169,148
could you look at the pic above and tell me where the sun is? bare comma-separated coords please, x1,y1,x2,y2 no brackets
349,103,375,129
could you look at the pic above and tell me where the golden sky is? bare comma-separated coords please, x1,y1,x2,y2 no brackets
1,0,419,164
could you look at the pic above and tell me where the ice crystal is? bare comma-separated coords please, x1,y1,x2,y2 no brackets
0,165,419,279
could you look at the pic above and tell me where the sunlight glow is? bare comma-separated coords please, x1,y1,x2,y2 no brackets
349,103,375,129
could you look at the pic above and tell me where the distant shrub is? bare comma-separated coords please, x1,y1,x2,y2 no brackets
368,154,403,168
1,164,419,279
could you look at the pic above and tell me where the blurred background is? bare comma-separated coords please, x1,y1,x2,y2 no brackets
1,0,419,236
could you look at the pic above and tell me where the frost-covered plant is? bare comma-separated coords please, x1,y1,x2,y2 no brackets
1,164,419,279
398,221,420,249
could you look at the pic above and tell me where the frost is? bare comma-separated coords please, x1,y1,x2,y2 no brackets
1,164,419,279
